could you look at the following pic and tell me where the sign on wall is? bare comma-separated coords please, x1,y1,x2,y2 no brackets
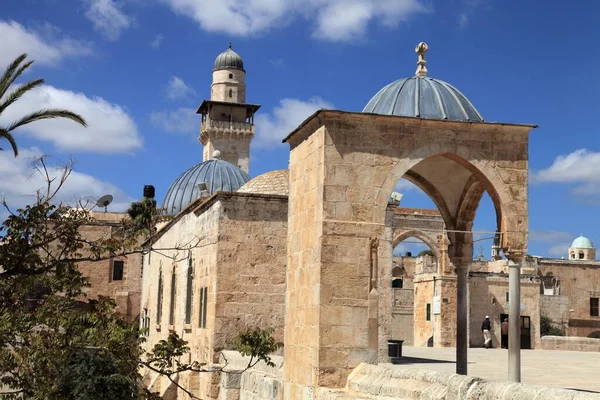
433,296,441,315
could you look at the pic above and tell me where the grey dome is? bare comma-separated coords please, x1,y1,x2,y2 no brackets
363,76,483,122
162,159,250,215
214,44,244,71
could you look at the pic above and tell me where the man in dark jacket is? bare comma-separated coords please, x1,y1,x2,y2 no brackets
482,315,492,348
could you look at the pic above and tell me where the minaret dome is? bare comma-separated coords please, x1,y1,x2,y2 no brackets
211,43,246,103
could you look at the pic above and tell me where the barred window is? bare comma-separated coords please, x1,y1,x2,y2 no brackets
112,260,124,281
591,298,599,317
198,287,208,329
426,303,431,321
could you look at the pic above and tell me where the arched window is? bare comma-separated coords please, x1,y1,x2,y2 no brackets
228,89,233,98
571,253,576,259
169,266,176,325
579,252,585,259
185,257,194,324
156,267,163,324
229,73,233,79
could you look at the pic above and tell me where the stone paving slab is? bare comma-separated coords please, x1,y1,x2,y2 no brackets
383,346,600,393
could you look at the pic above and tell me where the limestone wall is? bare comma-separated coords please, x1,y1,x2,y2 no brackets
541,335,600,352
539,295,569,328
214,194,288,353
76,211,142,321
538,259,600,338
391,288,414,345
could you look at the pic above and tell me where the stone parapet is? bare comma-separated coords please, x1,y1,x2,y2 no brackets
345,363,600,400
541,336,600,352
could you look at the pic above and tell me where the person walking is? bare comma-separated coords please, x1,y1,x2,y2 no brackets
501,318,509,349
482,315,492,348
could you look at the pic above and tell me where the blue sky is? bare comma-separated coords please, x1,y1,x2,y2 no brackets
1,0,599,259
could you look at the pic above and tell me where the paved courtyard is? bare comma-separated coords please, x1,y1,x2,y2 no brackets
383,346,600,393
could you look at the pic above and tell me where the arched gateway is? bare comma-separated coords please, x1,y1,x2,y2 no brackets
282,43,536,396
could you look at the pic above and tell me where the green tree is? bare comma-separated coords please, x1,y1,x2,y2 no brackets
540,313,563,337
0,53,87,156
417,249,434,257
0,158,281,399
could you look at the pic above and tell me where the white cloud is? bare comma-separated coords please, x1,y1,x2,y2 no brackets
0,148,133,221
151,34,164,49
530,230,573,243
159,0,428,42
165,76,196,100
254,97,333,147
0,85,142,153
535,149,600,183
534,149,600,198
150,107,198,134
84,0,132,41
0,20,93,67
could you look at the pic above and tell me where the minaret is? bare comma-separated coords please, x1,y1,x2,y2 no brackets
197,44,260,174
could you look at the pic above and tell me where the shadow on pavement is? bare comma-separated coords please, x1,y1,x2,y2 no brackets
391,356,455,364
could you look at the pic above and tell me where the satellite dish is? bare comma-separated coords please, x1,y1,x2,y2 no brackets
96,194,113,212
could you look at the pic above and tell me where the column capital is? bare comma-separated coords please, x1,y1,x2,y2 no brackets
505,248,527,263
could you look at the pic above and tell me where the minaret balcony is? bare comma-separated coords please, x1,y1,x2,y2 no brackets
201,118,254,133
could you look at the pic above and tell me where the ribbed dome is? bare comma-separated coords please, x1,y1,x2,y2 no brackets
363,76,483,122
214,44,244,71
162,159,250,215
238,170,289,196
571,236,594,249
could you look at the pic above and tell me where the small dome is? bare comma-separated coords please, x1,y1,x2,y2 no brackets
238,170,289,196
214,44,244,71
363,76,483,122
162,159,250,215
571,235,594,249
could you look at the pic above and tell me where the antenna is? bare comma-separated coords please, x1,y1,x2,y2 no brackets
96,194,113,212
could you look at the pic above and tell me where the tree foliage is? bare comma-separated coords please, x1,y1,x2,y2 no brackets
540,313,563,337
0,53,87,157
0,158,281,399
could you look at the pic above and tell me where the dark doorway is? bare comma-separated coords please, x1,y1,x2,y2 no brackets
500,313,532,350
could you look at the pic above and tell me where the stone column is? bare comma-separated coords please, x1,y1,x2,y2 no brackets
507,255,524,382
456,265,468,375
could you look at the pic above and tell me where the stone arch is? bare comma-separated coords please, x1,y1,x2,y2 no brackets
393,229,441,261
377,142,520,254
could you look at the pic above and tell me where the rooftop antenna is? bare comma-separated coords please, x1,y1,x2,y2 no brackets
96,194,113,212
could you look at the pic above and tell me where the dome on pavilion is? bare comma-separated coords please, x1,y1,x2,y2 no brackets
363,42,483,122
571,236,594,249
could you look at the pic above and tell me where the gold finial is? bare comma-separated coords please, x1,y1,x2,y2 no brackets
415,42,428,77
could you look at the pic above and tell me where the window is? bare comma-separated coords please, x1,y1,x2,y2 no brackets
156,268,163,324
185,258,194,324
198,287,208,328
228,89,232,98
228,73,233,79
579,252,585,259
591,297,599,317
112,260,124,281
169,267,176,325
426,303,431,321
392,278,403,288
571,253,575,259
